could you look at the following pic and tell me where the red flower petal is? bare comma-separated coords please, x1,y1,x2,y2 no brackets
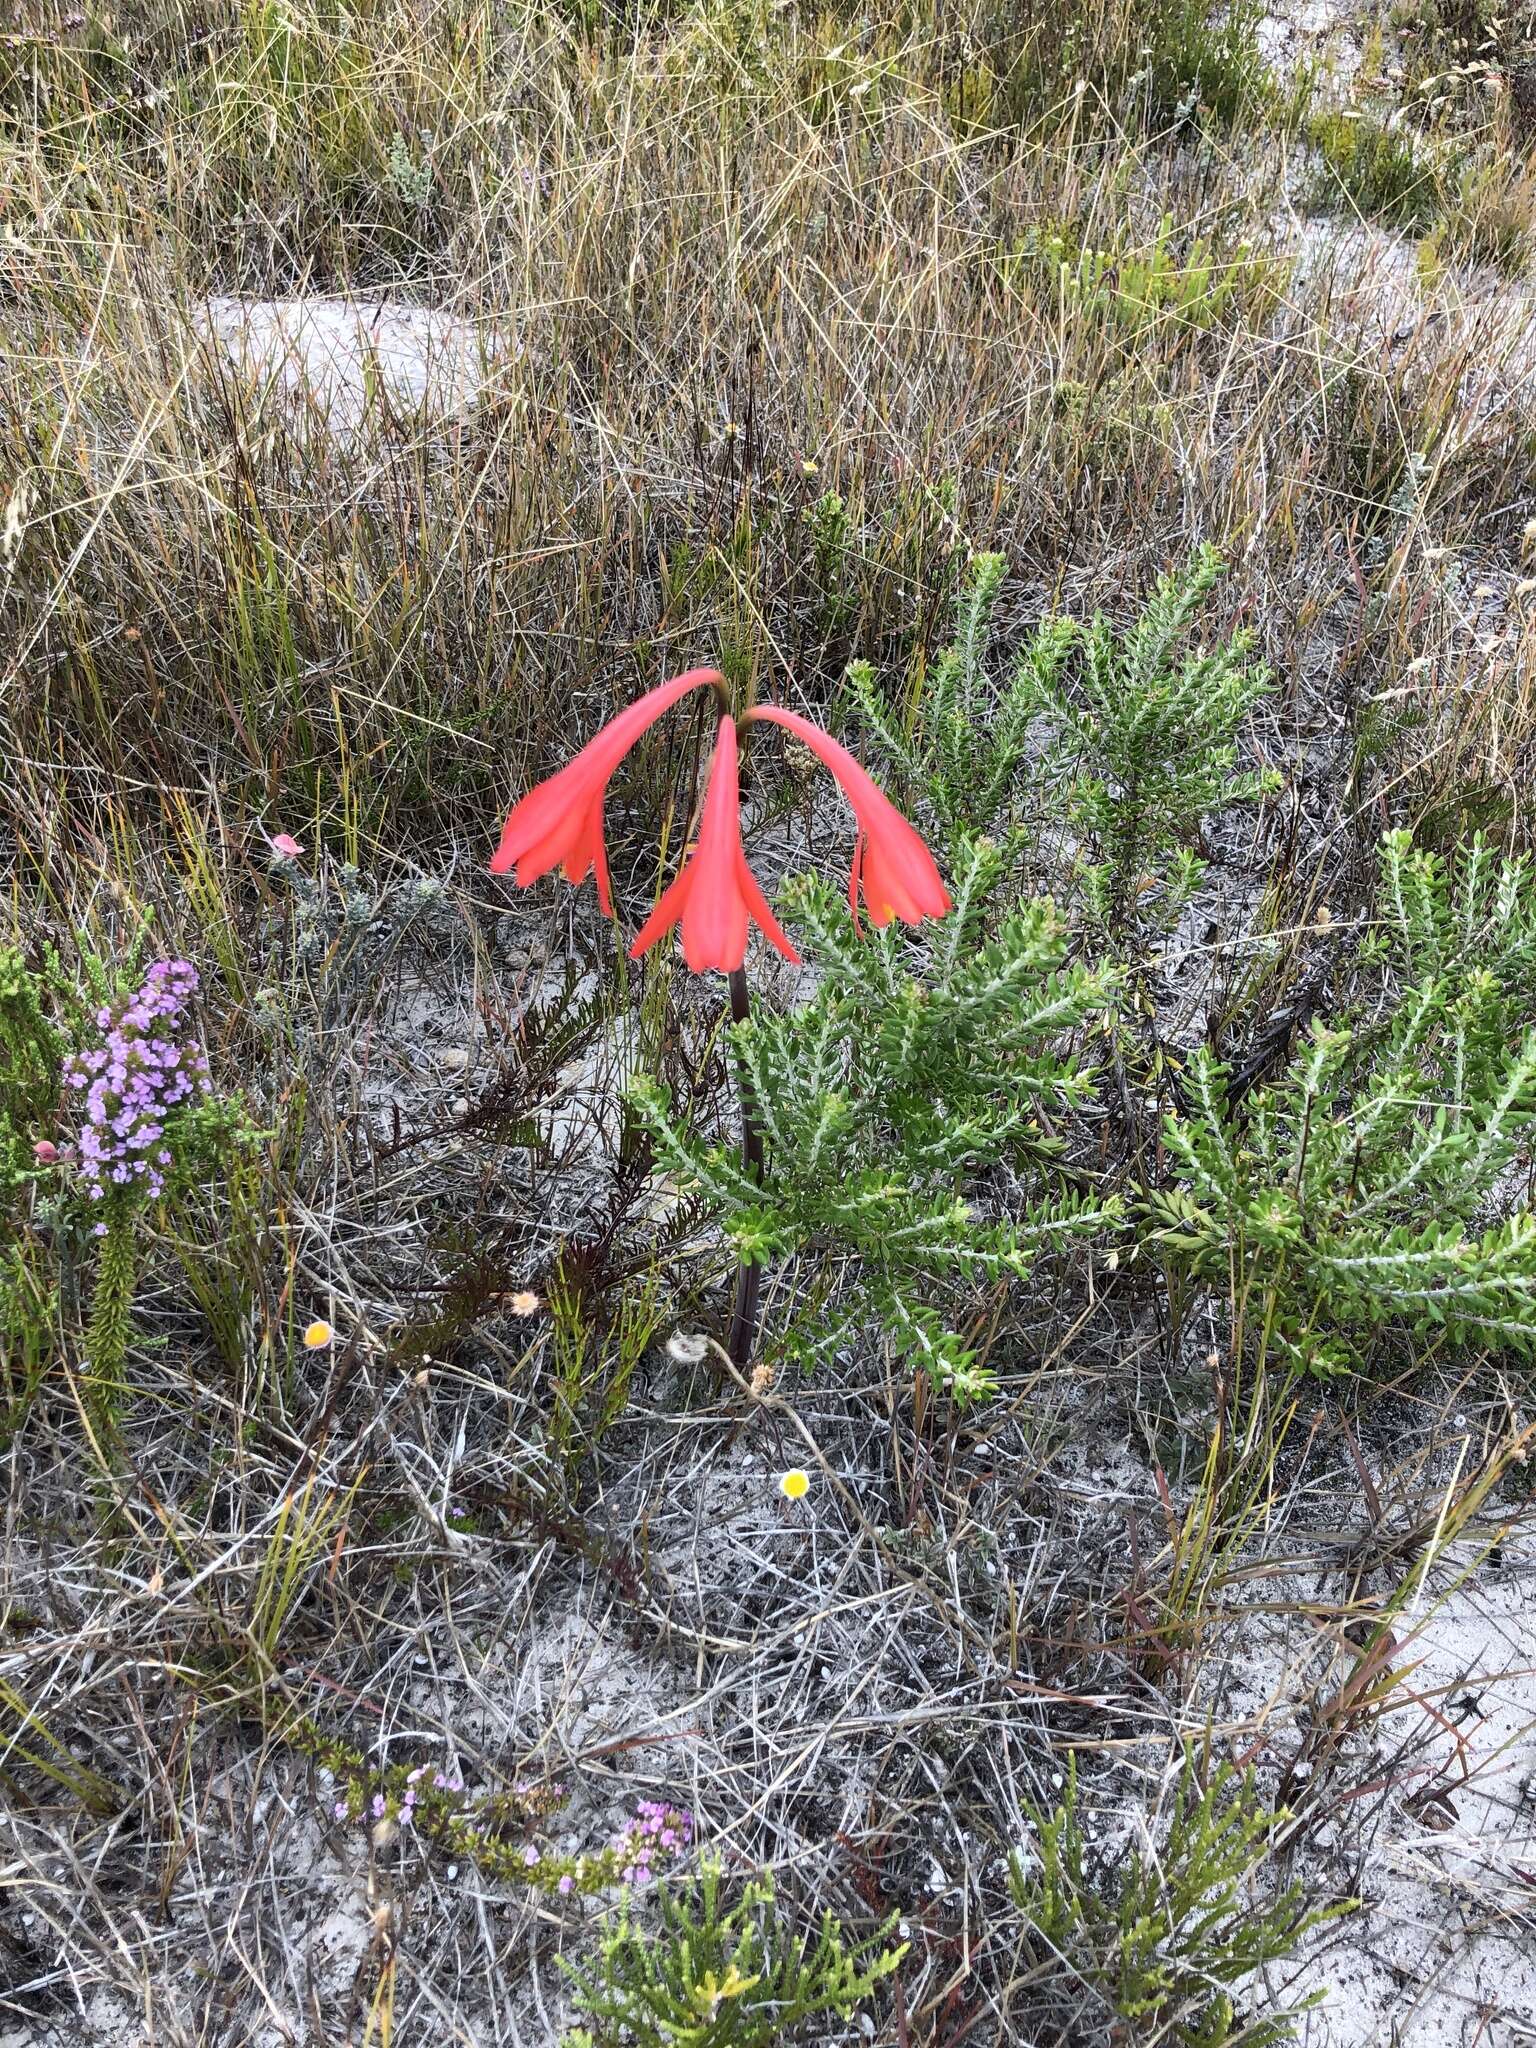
490,668,722,898
745,705,951,928
630,719,798,973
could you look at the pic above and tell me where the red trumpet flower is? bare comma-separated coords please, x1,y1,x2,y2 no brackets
629,718,800,972
489,667,721,914
746,705,951,930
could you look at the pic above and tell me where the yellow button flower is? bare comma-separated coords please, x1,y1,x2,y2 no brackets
303,1319,334,1350
778,1468,810,1501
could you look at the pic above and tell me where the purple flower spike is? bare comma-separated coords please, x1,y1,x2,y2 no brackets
62,961,210,1205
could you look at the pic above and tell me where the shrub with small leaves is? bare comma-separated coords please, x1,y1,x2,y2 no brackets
847,549,1076,850
0,948,70,1428
1008,1752,1344,2046
634,839,1119,1401
561,1861,905,2048
1001,212,1283,342
296,1717,693,1896
0,945,66,1202
1016,544,1276,936
58,958,253,1423
1149,834,1536,1375
1310,107,1441,229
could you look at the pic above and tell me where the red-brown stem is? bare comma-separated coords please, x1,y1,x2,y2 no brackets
725,966,764,1367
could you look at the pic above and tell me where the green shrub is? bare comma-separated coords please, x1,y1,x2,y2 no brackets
1009,1751,1343,2046
561,1862,905,2048
999,213,1285,341
0,946,66,1202
1420,150,1536,275
971,0,1275,131
1149,833,1536,1375
846,550,1075,849
633,841,1119,1402
850,544,1275,937
1015,545,1276,936
1310,108,1442,227
1131,0,1276,128
0,934,257,1433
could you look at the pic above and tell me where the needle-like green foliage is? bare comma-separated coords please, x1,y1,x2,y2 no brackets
1018,543,1277,935
1150,834,1536,1373
633,838,1119,1401
846,549,1075,848
1010,1751,1344,2046
561,1862,904,2048
849,546,1276,938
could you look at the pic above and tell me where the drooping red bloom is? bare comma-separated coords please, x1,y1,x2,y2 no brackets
490,668,721,914
629,718,800,972
746,705,951,930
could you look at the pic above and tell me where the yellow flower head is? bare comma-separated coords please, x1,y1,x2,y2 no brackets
303,1319,334,1350
778,1467,810,1501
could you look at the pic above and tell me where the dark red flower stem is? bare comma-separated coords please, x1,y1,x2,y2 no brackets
725,966,764,1368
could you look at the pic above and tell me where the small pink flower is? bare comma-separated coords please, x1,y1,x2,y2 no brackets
269,831,304,858
522,1845,540,1867
558,1874,574,1895
32,1139,59,1164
